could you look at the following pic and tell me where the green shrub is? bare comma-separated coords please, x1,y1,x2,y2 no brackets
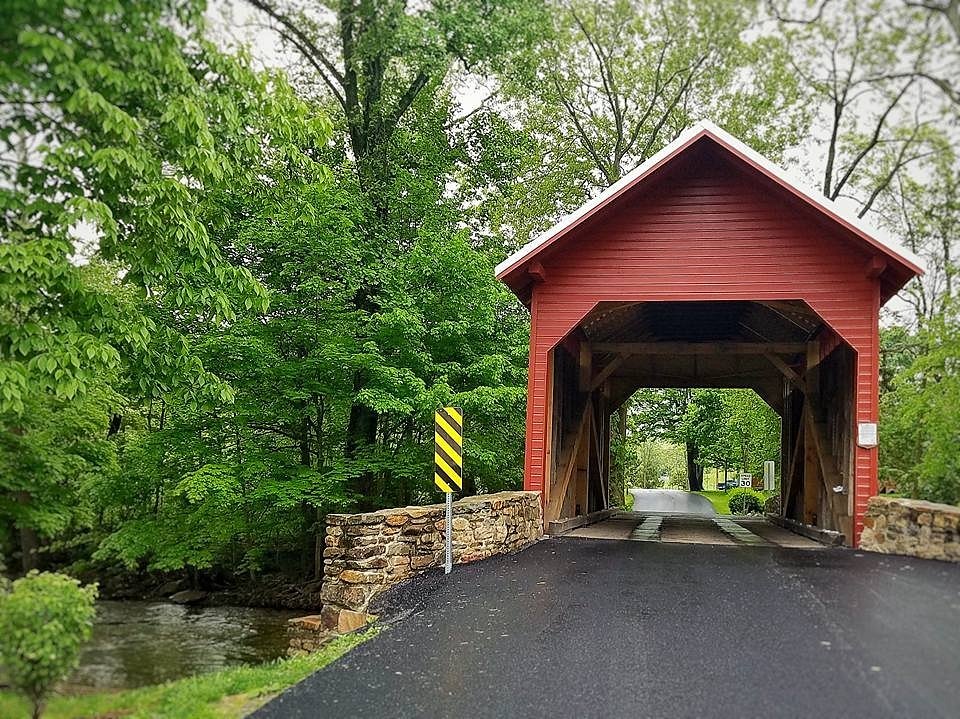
0,572,98,719
880,315,960,506
763,495,781,515
728,489,763,515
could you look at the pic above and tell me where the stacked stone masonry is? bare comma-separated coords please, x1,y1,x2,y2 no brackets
316,491,542,633
287,614,329,654
860,495,960,562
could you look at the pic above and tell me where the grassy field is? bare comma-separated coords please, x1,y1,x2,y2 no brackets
0,627,377,719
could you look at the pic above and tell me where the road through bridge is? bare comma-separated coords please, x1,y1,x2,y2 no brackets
565,511,824,548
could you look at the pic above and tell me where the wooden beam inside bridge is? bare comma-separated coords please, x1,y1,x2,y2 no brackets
591,342,807,355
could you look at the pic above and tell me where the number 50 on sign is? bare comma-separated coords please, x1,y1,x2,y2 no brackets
434,407,463,493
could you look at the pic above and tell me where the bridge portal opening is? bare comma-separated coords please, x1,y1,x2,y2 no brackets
542,300,856,540
613,386,780,500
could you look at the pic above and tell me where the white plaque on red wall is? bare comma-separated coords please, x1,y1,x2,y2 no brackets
857,422,878,448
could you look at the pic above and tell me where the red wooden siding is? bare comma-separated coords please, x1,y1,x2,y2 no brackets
524,154,882,542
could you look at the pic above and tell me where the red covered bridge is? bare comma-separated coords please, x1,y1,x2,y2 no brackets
496,121,922,546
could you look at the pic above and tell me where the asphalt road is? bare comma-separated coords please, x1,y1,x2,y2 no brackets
255,538,960,719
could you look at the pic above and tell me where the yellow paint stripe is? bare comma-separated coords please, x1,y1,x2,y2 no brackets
435,453,463,488
446,407,463,425
434,433,462,466
435,452,462,487
435,413,462,445
434,473,453,493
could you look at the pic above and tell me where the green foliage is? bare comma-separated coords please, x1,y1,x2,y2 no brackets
0,374,120,543
881,311,960,505
0,0,530,580
0,0,329,415
695,390,781,478
0,572,98,718
727,489,764,515
0,0,332,567
622,389,780,489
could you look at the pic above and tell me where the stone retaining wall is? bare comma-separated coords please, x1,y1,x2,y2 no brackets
315,491,542,633
860,496,960,562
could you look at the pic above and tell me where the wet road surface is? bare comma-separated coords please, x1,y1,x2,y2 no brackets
255,538,960,719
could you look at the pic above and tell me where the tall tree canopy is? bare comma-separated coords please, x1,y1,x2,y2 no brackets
490,0,807,248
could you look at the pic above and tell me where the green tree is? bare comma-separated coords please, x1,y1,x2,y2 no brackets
0,571,98,719
244,0,545,503
1,0,331,569
881,308,960,505
717,390,780,478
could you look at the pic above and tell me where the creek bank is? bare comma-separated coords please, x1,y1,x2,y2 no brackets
89,570,326,610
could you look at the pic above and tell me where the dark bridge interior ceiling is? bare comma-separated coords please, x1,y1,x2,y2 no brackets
578,300,825,414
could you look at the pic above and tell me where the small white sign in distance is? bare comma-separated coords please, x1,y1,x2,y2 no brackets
763,461,776,491
857,422,878,448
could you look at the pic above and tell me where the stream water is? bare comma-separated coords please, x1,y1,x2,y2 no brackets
68,601,301,690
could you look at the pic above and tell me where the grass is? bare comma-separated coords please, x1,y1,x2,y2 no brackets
0,627,378,719
695,490,732,514
695,489,776,515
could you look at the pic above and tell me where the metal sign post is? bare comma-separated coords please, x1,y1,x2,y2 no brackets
434,407,463,575
444,491,453,574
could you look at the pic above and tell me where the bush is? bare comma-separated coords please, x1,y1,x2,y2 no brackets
0,571,98,719
728,489,764,515
880,315,960,506
763,495,781,515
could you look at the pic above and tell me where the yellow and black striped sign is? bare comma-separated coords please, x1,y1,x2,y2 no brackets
434,407,463,493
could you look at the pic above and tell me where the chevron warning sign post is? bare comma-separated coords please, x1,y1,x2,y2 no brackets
434,407,462,574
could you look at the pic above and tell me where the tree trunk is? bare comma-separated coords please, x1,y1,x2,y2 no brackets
18,525,39,572
685,441,704,492
16,491,39,572
345,386,377,509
